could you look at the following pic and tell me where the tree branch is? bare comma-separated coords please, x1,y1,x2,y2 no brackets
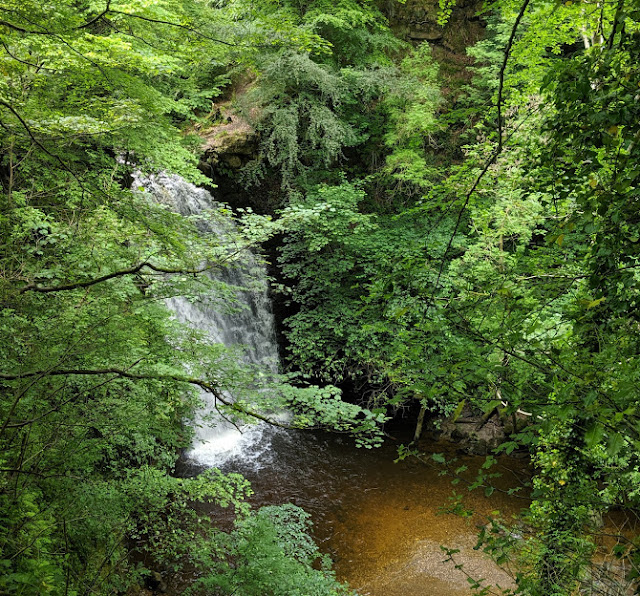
0,39,54,72
2,2,111,34
0,367,291,429
18,262,209,294
427,68,538,314
607,0,625,50
497,0,532,153
0,99,99,196
109,10,238,47
75,0,111,30
0,18,50,35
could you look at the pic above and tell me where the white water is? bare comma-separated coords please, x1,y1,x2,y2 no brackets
136,172,280,468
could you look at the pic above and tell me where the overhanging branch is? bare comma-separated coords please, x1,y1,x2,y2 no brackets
0,367,291,429
18,262,210,294
109,10,238,47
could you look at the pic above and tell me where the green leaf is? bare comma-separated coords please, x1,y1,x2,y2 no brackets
450,400,466,422
586,296,606,309
584,423,605,449
606,432,625,457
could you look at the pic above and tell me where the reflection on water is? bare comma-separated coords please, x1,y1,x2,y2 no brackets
212,429,529,596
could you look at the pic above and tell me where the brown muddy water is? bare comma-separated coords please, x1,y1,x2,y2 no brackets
188,428,530,595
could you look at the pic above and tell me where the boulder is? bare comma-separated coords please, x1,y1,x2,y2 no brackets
426,406,508,455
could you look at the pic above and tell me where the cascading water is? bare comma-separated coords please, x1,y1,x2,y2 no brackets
135,172,280,468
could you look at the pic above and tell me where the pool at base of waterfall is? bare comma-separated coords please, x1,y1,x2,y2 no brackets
179,428,528,596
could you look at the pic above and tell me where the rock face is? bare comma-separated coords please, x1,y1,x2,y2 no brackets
377,0,485,53
199,107,258,172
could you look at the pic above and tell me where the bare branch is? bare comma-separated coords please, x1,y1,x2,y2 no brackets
0,367,291,429
18,261,209,294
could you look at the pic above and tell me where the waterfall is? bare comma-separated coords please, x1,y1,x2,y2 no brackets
135,172,280,468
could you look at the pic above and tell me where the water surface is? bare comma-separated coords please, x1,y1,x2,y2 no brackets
213,429,528,595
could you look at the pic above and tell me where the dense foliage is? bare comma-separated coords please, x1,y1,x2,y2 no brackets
2,0,640,594
264,1,640,595
0,1,378,594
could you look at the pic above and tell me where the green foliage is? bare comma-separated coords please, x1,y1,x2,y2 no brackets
278,382,387,447
223,0,405,189
4,0,640,593
541,34,640,319
437,0,457,27
433,5,640,595
191,504,353,595
278,179,473,413
219,0,401,66
240,51,364,186
278,181,384,383
272,2,640,593
0,1,388,594
378,44,443,197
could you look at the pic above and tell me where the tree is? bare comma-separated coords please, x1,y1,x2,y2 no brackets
429,3,640,594
274,1,640,592
0,2,381,593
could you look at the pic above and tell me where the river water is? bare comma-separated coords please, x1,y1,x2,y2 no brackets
204,428,528,596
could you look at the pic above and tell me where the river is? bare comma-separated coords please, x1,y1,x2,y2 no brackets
194,427,529,596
